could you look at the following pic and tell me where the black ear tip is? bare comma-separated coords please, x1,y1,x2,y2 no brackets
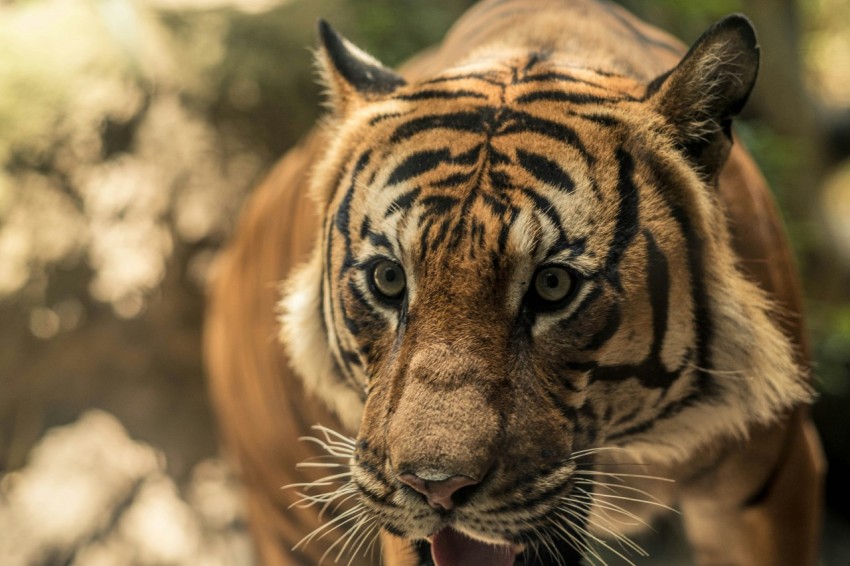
317,18,340,48
715,13,758,49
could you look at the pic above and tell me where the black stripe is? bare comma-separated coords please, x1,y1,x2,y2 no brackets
590,231,683,390
523,50,551,72
386,148,451,186
421,72,502,86
607,417,656,441
481,191,509,216
395,89,488,101
340,348,362,367
604,148,640,289
556,285,604,333
368,111,404,126
610,402,645,429
433,171,475,188
487,169,511,191
358,215,371,240
430,218,452,251
516,149,576,193
500,109,594,164
330,150,372,383
642,149,716,397
544,386,581,426
580,302,621,351
519,187,570,249
418,218,435,264
486,469,574,514
645,231,670,359
670,202,715,395
447,216,468,252
421,194,460,216
454,143,484,165
573,112,621,127
353,481,397,509
384,187,421,217
390,109,494,143
367,231,392,251
519,71,603,87
334,150,372,270
342,280,368,334
516,90,626,105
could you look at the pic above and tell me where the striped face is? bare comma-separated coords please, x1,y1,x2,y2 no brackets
322,58,693,546
281,18,811,563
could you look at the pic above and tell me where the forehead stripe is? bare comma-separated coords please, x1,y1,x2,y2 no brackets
394,89,489,101
518,187,570,250
500,110,594,165
517,71,606,87
516,148,576,193
515,90,628,105
390,110,492,143
386,148,453,186
384,187,422,218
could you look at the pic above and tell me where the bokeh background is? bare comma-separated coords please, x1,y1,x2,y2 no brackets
1,0,848,564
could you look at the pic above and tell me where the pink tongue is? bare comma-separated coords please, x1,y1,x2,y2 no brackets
431,528,516,566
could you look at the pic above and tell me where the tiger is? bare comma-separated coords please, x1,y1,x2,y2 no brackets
203,0,826,564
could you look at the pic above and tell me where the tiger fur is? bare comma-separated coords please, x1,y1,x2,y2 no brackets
204,0,825,564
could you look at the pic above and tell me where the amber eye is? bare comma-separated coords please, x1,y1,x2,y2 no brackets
371,259,406,299
532,266,574,303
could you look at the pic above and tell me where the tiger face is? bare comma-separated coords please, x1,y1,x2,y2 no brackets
281,14,811,564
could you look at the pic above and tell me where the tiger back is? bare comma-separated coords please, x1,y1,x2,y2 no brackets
204,1,825,564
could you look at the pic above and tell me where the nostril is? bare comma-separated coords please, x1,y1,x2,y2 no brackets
397,472,479,511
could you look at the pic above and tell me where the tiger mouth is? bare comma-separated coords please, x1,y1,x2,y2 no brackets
428,528,517,566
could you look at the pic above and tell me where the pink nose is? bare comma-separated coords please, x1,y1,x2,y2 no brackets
397,473,480,511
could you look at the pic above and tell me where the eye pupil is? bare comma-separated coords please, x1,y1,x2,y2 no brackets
532,266,574,305
371,259,406,300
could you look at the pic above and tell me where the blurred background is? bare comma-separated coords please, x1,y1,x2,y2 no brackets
0,0,848,564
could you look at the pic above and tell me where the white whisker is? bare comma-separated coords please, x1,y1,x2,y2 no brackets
573,469,675,483
564,499,647,557
347,520,380,566
556,510,637,566
578,487,678,514
569,490,652,527
569,446,631,459
549,510,606,566
575,478,665,502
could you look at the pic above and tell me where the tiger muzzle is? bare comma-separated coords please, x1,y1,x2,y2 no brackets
385,366,503,510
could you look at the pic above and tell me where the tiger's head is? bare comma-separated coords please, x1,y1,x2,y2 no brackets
281,15,811,564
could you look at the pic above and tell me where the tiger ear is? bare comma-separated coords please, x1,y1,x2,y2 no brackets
648,15,759,179
316,19,406,116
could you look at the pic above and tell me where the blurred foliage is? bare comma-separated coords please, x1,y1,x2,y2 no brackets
803,0,850,106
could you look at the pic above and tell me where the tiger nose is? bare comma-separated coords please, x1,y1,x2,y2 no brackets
397,472,480,511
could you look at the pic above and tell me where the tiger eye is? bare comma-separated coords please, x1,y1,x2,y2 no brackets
372,260,406,299
533,266,573,303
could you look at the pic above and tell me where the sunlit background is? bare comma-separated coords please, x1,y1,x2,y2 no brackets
1,0,848,564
